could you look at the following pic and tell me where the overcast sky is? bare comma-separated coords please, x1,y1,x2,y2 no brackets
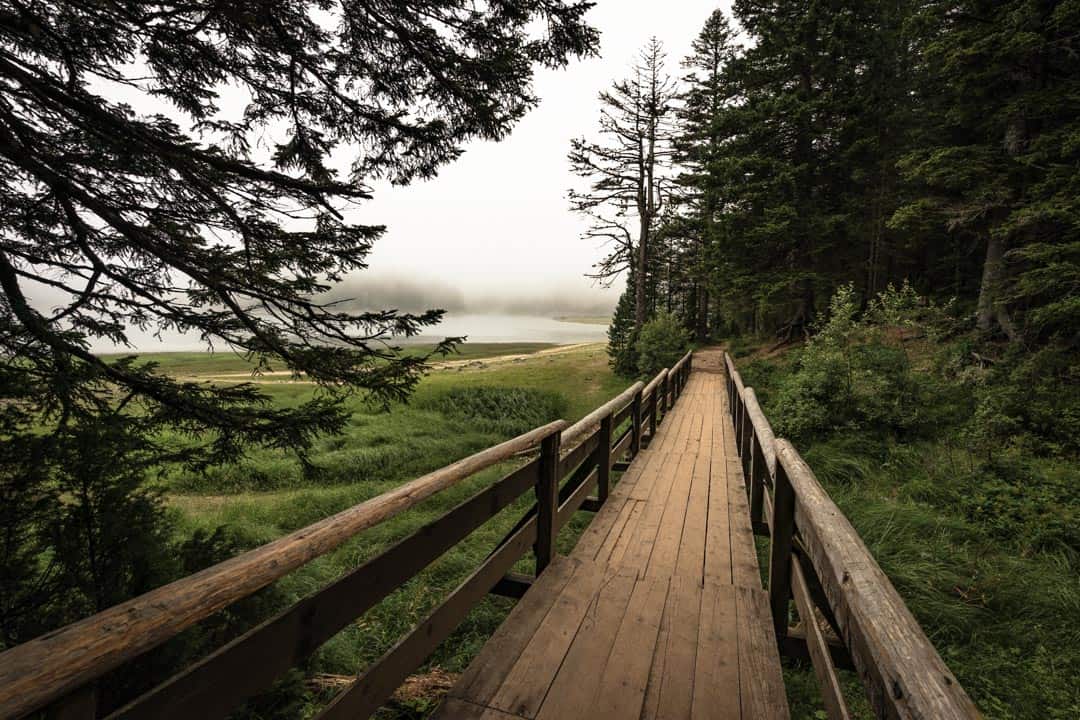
349,1,733,316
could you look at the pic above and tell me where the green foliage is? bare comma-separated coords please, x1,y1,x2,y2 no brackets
635,312,692,377
769,285,933,443
607,287,639,377
417,386,567,437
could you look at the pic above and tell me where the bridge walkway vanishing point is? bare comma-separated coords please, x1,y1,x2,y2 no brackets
436,350,789,719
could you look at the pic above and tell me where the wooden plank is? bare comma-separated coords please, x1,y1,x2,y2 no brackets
0,420,569,720
450,556,579,704
691,581,741,720
728,458,762,589
533,571,638,720
316,517,539,720
486,560,609,717
571,493,634,560
674,453,711,582
704,449,733,585
598,500,645,567
113,459,542,720
640,576,702,720
585,575,670,719
736,586,791,720
436,697,528,720
644,452,696,578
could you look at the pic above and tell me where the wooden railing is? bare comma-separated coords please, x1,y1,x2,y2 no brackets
0,352,693,720
724,352,981,720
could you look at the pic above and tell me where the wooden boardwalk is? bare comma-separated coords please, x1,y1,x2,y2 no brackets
436,353,789,719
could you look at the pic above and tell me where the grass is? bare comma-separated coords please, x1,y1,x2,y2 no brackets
155,342,624,717
737,344,1080,720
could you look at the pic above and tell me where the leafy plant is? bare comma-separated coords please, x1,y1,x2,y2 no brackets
635,312,692,377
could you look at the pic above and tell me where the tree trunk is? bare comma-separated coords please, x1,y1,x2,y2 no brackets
634,222,648,332
696,284,709,343
975,234,1002,333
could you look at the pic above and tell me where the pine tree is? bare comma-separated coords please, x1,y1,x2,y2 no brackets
0,0,598,709
675,9,739,342
894,0,1080,343
569,37,677,338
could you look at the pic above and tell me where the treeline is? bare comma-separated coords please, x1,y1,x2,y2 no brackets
572,1,1079,373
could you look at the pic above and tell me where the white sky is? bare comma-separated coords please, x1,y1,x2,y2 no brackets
351,1,732,315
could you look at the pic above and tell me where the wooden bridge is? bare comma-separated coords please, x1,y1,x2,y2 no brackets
0,349,980,719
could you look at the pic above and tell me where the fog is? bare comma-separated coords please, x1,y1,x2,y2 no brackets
44,2,733,351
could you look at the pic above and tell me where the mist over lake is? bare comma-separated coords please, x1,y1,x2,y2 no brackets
91,313,609,353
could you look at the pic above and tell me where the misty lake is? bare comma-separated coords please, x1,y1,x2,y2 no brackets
95,314,610,353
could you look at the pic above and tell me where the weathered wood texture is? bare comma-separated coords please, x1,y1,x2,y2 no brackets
0,420,568,720
724,351,979,720
775,441,980,720
436,353,789,720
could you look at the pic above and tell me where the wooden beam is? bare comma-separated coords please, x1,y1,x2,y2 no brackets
775,440,980,719
315,518,539,720
109,460,543,720
0,420,568,720
535,430,561,574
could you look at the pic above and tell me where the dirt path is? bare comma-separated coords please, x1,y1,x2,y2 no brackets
186,342,603,384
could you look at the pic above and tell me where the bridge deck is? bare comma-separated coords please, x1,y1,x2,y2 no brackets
436,356,789,719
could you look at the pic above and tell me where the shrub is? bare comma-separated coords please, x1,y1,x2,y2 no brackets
635,312,692,377
418,386,567,437
770,284,931,443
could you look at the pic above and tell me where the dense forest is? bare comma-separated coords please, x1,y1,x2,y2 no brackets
571,3,1078,717
575,1,1078,364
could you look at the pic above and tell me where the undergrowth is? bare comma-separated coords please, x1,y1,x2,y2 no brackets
737,284,1080,719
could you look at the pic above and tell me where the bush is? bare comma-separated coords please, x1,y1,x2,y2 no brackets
770,285,931,443
635,312,692,377
417,386,567,437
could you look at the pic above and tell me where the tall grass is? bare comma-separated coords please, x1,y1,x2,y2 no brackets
742,351,1080,720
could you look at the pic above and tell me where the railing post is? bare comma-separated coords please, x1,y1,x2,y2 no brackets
535,428,561,574
768,458,796,646
749,432,767,531
740,401,753,481
597,413,612,504
663,372,671,413
630,388,643,457
648,383,658,439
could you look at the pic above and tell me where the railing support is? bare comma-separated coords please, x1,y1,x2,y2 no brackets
534,429,561,574
749,432,768,534
597,414,612,504
768,457,796,646
630,388,642,457
648,386,658,440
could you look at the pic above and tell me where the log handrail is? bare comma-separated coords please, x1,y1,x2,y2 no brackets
723,352,980,720
775,440,980,719
0,420,566,719
1,351,698,720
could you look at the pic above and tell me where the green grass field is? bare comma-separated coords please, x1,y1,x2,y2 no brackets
154,342,624,717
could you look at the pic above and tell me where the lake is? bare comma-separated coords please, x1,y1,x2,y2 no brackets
91,314,609,352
